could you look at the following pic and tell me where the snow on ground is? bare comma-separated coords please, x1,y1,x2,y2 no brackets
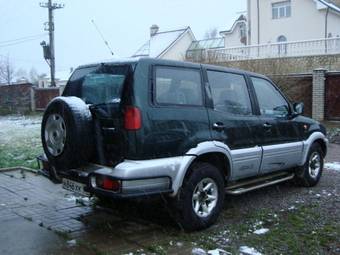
239,246,263,255
253,228,269,235
325,162,340,172
0,115,41,145
207,248,231,255
192,248,231,255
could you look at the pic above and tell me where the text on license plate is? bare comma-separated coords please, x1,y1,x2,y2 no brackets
62,178,88,196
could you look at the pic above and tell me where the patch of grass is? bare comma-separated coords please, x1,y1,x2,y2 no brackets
127,203,339,255
75,239,110,255
147,244,167,255
0,115,42,169
0,143,42,169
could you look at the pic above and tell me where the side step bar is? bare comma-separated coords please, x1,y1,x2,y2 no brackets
226,172,295,195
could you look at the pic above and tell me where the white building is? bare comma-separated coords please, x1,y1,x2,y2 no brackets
220,14,247,47
202,0,340,61
132,25,196,61
38,69,73,88
248,0,340,45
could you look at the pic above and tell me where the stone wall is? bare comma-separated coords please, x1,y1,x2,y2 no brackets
198,54,340,75
0,83,33,113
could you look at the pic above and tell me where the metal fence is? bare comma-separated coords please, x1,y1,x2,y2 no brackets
187,37,340,62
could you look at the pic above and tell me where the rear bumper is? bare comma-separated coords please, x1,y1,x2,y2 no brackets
37,155,194,198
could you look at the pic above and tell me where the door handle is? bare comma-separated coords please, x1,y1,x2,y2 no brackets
263,123,272,129
213,122,226,130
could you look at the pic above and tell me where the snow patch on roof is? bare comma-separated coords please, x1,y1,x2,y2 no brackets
133,27,190,58
316,0,340,13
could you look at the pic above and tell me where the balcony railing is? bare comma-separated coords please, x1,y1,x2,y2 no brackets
186,37,340,62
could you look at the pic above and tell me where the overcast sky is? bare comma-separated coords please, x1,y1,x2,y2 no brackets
0,0,246,76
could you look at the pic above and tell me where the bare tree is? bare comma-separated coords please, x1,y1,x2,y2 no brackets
0,56,15,85
29,67,39,85
204,27,218,39
15,68,28,82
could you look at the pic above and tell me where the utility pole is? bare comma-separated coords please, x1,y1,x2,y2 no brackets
40,0,64,87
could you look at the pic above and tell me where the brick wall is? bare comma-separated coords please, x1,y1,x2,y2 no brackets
325,72,340,120
271,74,313,117
0,83,33,113
34,88,60,110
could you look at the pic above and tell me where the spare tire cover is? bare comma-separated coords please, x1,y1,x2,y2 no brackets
41,96,94,170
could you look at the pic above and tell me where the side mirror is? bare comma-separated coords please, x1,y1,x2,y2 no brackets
293,102,304,116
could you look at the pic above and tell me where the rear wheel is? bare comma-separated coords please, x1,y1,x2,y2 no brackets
171,162,225,231
295,143,324,187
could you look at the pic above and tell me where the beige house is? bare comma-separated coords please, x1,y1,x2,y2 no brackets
248,0,340,45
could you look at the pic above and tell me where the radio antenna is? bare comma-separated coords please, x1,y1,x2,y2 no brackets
91,19,114,56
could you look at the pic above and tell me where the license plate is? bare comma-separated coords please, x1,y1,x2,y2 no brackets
62,178,89,196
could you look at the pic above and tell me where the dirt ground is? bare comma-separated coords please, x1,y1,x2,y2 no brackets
0,115,339,255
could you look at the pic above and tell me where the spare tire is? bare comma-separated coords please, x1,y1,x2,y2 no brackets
41,96,94,171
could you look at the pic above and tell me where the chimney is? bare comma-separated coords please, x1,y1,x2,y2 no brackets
150,24,159,37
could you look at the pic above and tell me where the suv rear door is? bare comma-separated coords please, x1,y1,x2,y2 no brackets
249,76,303,174
63,64,134,165
205,69,262,180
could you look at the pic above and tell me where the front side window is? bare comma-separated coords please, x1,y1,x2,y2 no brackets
272,1,291,19
208,71,252,115
154,66,203,106
251,77,289,117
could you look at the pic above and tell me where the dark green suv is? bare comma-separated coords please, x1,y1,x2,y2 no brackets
40,58,328,231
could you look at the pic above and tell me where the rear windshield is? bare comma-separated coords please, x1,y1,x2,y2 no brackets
63,64,131,105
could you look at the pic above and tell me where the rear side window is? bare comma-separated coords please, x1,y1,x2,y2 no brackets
154,66,203,106
207,71,252,115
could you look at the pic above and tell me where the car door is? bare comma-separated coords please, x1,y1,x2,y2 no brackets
250,76,303,174
142,64,211,158
206,69,262,180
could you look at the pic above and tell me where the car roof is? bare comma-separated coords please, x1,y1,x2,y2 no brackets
76,57,268,79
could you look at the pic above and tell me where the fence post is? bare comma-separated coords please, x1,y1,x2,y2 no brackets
312,68,327,121
30,87,36,112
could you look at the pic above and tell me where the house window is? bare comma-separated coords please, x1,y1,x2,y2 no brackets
272,1,291,19
277,35,287,55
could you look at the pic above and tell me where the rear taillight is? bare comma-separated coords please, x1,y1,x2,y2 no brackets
93,175,121,192
102,178,120,191
124,106,141,130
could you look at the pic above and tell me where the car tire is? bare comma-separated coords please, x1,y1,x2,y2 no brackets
171,162,225,232
294,143,324,187
41,96,95,171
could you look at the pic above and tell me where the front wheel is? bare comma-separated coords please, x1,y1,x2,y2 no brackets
171,162,225,231
295,143,324,187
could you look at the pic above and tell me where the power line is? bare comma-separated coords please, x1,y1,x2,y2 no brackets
0,33,48,45
0,36,47,48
